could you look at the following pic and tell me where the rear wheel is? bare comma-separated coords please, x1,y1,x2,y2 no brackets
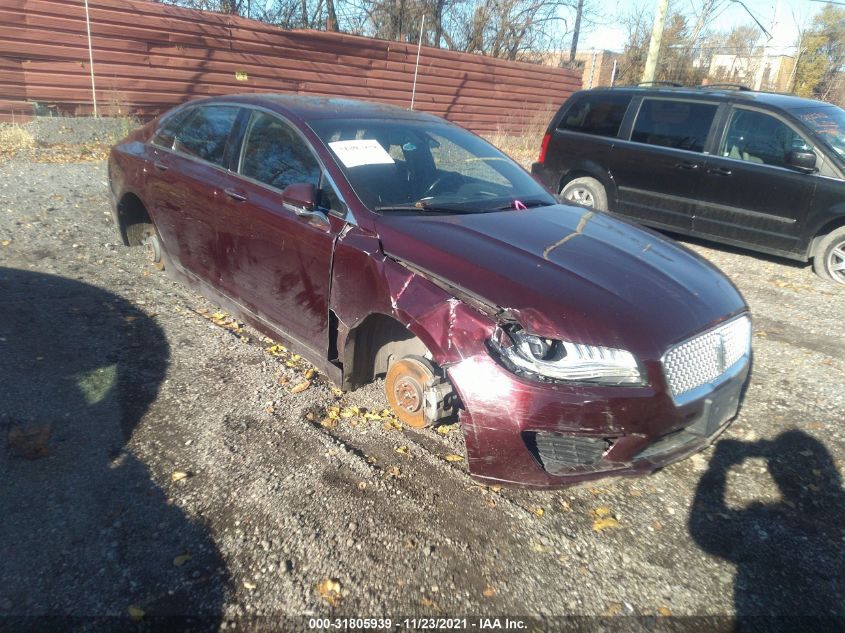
812,227,845,284
385,356,436,428
560,177,607,211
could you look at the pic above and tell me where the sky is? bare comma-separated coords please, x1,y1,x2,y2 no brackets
578,0,827,54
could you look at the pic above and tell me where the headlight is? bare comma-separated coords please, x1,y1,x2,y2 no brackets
488,325,644,385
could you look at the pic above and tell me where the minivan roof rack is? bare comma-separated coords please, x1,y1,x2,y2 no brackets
699,83,751,91
636,81,684,87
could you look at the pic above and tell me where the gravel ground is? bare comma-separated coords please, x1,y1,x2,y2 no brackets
1,126,844,630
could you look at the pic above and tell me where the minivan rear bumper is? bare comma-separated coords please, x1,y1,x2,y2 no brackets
446,352,750,488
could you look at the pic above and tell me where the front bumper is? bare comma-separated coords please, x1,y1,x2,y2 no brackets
447,351,750,488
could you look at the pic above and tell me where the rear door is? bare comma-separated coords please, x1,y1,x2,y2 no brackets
145,104,241,282
611,97,720,231
692,106,816,254
220,109,347,354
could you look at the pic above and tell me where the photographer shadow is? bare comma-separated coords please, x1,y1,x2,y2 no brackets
0,268,227,626
689,431,845,631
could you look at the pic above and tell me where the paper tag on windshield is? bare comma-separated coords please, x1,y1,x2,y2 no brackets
328,139,394,168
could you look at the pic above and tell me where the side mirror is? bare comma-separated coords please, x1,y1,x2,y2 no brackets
785,150,816,172
281,183,329,229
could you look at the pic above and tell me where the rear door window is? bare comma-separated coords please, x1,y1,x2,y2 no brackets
720,108,814,168
631,99,718,153
173,105,240,167
558,93,631,138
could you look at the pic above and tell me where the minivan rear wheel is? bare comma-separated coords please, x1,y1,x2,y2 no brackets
560,177,607,211
813,226,845,284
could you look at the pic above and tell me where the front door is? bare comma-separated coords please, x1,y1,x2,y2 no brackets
611,98,720,231
693,107,816,253
219,110,344,354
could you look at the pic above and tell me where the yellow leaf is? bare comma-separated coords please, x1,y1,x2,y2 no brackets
395,445,409,455
332,387,344,396
436,424,457,435
316,578,342,605
243,580,257,590
265,344,287,356
482,585,496,597
357,481,367,490
533,507,545,518
658,606,672,617
340,406,359,418
383,419,403,431
0,240,10,247
173,554,192,567
171,470,189,482
364,412,383,420
211,312,226,320
592,517,620,532
604,602,622,617
590,506,612,518
444,454,463,462
320,416,337,429
304,368,316,379
290,380,310,393
365,455,378,464
291,354,301,361
490,485,503,492
328,406,341,419
128,605,145,620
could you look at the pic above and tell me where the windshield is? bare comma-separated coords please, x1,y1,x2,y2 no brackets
794,106,845,158
309,118,556,213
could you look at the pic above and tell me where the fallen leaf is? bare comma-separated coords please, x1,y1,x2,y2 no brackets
652,521,663,531
382,419,403,431
0,240,10,247
436,424,457,435
490,485,503,493
395,445,409,455
316,578,342,605
320,417,338,429
171,470,189,482
533,507,545,518
265,344,287,356
386,466,401,478
290,380,310,393
590,506,612,518
419,597,440,610
127,605,145,621
305,412,316,421
592,517,620,532
243,580,257,590
658,606,672,617
173,554,192,567
357,481,367,490
304,368,316,380
444,454,463,462
340,406,359,418
365,455,378,464
604,602,622,617
482,585,496,597
331,387,344,396
530,542,548,553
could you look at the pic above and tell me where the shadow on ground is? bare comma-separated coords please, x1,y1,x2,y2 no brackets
0,268,227,627
689,432,845,632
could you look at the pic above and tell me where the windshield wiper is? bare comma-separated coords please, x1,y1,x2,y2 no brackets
374,202,476,214
484,199,555,212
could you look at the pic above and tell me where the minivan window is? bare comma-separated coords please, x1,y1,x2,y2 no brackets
240,111,321,191
631,99,717,153
720,109,813,168
558,93,631,138
793,105,845,158
174,105,239,167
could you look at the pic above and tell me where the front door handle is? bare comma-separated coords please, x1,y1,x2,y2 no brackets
153,161,168,171
706,167,733,176
224,188,247,202
675,161,699,170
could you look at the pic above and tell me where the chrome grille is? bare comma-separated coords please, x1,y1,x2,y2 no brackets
662,315,751,400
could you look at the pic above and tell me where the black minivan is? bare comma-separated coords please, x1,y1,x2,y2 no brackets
531,86,845,283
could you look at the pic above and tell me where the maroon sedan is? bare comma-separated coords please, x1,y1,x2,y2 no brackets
108,94,751,487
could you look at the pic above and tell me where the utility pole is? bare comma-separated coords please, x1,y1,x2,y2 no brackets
569,0,585,63
641,0,669,84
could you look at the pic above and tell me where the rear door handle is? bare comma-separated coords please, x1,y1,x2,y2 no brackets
707,167,733,176
675,161,699,170
224,188,247,202
153,161,168,171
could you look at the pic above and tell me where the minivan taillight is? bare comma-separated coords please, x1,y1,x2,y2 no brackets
537,133,551,164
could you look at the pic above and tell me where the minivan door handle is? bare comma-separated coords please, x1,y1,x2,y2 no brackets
675,161,699,171
224,188,248,202
706,167,733,176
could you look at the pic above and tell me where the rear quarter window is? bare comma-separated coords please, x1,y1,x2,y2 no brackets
557,93,631,138
631,99,718,153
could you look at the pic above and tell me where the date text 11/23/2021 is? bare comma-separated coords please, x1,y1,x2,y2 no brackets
307,618,527,630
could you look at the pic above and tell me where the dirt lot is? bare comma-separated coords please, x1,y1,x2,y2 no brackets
1,121,844,630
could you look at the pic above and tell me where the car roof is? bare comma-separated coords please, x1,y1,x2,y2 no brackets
581,86,832,112
185,93,445,123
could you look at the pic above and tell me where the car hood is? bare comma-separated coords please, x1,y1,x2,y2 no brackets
375,204,747,359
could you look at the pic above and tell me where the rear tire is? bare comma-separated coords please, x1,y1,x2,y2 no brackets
560,177,607,211
812,227,845,285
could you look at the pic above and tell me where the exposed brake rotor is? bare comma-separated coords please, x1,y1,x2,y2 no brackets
385,356,437,428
